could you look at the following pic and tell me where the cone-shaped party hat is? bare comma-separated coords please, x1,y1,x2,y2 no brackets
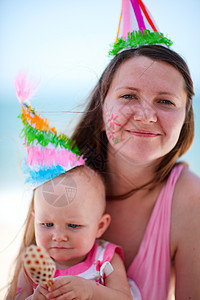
109,0,173,56
14,72,86,187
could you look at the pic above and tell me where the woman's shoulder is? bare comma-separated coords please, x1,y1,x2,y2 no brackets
172,166,200,212
175,166,200,198
171,166,200,248
170,167,200,292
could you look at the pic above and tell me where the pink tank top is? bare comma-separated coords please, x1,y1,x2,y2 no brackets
127,164,184,300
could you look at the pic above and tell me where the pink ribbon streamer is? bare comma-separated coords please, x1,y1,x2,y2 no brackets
130,0,146,32
122,0,131,39
26,146,85,168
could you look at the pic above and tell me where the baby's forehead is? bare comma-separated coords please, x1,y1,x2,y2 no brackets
39,169,104,191
35,176,77,208
35,169,105,209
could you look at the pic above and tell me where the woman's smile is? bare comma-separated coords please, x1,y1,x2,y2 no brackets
126,129,161,137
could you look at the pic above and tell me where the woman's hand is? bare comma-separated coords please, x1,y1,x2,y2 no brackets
46,276,93,300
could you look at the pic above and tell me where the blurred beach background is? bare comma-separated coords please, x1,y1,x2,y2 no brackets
0,0,199,298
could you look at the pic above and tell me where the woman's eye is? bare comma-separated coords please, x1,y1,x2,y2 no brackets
159,99,174,106
121,94,137,100
68,224,80,229
43,223,54,227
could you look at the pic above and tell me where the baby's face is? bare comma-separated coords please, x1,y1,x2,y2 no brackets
33,168,107,269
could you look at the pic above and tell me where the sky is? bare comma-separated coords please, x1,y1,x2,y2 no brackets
0,0,200,93
0,0,199,223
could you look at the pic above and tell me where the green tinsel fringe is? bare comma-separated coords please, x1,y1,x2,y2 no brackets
109,30,173,56
18,115,81,156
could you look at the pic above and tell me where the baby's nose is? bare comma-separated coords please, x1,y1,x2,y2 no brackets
52,228,68,242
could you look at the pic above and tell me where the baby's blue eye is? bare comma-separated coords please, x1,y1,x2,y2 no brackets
68,224,80,229
44,223,54,227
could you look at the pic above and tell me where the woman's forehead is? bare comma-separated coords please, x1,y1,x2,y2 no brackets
110,56,185,93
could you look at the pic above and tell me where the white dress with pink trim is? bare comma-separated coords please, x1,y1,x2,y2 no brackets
54,239,121,283
53,239,142,299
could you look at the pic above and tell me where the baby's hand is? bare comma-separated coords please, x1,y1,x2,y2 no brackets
32,284,49,300
46,276,93,300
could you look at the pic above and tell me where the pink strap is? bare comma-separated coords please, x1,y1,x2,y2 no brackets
102,242,124,264
16,287,22,294
127,164,184,300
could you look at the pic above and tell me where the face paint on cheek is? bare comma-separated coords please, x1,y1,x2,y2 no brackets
105,105,121,144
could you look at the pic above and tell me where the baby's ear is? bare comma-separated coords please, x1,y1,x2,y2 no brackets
96,214,111,238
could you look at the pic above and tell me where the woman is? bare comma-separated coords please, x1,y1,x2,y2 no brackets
71,45,200,299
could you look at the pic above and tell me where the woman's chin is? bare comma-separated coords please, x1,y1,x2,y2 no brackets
116,150,160,166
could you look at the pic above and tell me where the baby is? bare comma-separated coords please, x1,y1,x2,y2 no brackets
8,166,139,300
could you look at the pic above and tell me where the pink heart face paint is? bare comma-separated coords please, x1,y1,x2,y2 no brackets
105,105,121,144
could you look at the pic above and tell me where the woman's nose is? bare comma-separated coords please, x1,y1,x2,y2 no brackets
52,228,68,242
133,103,157,124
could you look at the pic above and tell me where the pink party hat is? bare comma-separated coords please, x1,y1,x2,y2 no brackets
14,72,86,187
109,0,173,56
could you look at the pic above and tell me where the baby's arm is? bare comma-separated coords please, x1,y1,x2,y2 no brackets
97,251,132,299
95,251,133,299
14,269,33,300
14,268,48,300
46,252,132,300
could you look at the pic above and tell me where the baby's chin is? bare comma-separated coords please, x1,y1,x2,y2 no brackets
52,254,87,270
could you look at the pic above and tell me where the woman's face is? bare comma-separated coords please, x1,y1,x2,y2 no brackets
103,56,187,164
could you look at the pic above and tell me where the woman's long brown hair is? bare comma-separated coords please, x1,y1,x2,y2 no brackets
71,45,194,200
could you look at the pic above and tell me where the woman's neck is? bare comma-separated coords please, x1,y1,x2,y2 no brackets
106,146,159,196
